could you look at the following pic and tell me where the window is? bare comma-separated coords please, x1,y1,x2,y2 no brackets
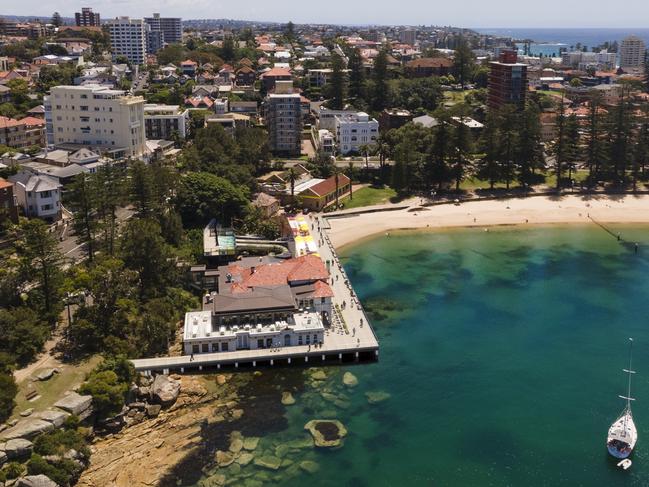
257,339,264,349
201,343,209,353
41,204,53,211
211,343,218,352
40,191,52,198
192,344,199,354
221,342,228,351
298,335,303,345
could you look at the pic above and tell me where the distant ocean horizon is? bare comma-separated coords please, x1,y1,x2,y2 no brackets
474,28,649,52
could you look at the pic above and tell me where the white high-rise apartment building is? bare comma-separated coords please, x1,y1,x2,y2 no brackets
144,13,182,46
108,17,148,65
49,85,146,158
334,112,379,155
620,36,646,68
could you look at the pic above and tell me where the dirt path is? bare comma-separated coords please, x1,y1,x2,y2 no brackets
13,328,64,384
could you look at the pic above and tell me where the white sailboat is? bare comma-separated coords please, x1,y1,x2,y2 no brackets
607,338,638,460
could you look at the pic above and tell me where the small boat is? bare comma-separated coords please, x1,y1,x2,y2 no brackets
606,338,638,459
617,459,632,470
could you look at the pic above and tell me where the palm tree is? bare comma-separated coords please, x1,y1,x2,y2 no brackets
287,167,297,199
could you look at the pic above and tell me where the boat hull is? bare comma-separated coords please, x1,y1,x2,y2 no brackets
607,444,633,459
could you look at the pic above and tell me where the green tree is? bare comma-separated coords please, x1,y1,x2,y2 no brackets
18,219,64,319
78,370,128,418
607,84,634,183
370,47,389,112
477,109,502,189
175,172,250,227
498,105,519,190
585,90,608,187
220,37,235,62
347,47,366,103
69,173,98,263
327,52,346,110
51,12,62,27
0,307,50,366
453,36,475,89
0,353,17,422
450,120,473,191
120,219,175,299
516,102,544,188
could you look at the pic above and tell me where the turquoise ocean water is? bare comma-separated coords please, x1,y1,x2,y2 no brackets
184,225,649,486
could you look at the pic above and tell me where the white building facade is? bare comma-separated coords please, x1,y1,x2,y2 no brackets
183,310,325,354
50,85,147,158
334,112,379,155
108,17,148,65
9,171,62,221
143,104,189,139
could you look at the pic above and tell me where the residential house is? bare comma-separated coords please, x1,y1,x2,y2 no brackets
0,177,19,224
260,67,292,92
404,57,453,77
235,66,256,86
252,193,280,218
9,171,62,221
180,59,198,76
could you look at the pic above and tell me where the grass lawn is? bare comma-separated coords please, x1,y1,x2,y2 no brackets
443,89,477,103
341,186,398,209
11,355,102,419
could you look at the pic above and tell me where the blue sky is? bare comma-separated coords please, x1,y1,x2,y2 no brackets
6,0,649,28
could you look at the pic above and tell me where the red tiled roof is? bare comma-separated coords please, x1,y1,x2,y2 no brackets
0,116,21,128
18,116,45,126
228,255,329,289
304,174,351,197
185,96,214,108
261,67,292,78
181,59,198,66
0,178,12,190
312,280,334,298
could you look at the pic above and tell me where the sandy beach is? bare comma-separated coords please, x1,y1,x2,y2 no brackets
327,194,649,249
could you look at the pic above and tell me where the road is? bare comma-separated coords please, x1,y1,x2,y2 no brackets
58,206,135,263
132,71,149,94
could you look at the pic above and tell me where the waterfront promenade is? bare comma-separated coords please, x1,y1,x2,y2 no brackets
131,214,379,374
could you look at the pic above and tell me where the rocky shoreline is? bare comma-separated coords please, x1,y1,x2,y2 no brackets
77,374,243,487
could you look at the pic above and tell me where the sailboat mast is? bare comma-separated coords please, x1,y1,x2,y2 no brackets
626,338,634,411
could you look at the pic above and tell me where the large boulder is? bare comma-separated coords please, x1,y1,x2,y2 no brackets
4,438,33,459
281,391,296,406
37,409,70,428
17,474,60,487
151,374,181,407
304,420,348,448
215,450,234,467
0,449,7,466
342,372,358,388
365,391,391,404
1,419,54,441
36,368,57,381
253,455,282,470
54,392,93,416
